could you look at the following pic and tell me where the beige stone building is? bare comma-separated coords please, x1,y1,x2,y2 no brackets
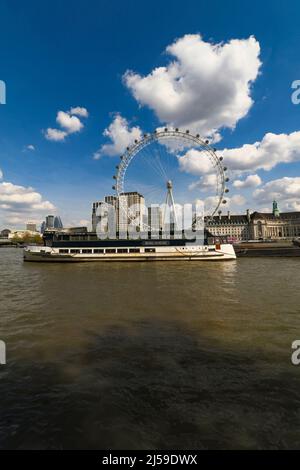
206,201,300,241
251,211,300,240
206,211,251,241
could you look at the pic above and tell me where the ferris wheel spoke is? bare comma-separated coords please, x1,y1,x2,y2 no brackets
154,148,168,182
139,145,166,182
160,142,175,181
148,147,166,181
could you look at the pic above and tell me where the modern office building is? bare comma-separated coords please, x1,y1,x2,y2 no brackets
148,205,162,232
40,221,46,234
105,195,118,207
45,215,55,229
54,216,63,229
92,201,104,232
26,222,37,232
118,192,145,234
92,196,118,232
92,192,145,235
41,215,64,233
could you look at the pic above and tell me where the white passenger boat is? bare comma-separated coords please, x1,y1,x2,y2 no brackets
23,230,236,262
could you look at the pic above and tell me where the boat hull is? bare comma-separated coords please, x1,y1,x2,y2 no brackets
24,244,236,262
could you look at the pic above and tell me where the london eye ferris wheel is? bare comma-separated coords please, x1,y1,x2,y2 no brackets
112,128,229,231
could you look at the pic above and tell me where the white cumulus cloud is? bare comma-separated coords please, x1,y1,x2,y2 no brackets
45,106,88,142
0,177,56,229
26,144,35,151
189,173,218,191
220,130,300,173
253,177,300,208
230,194,246,206
233,174,262,188
45,128,68,142
0,181,55,211
202,193,246,215
56,111,83,134
178,148,213,175
124,34,261,138
94,114,143,159
69,106,89,117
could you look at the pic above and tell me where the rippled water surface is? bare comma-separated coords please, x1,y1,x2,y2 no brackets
1,248,300,449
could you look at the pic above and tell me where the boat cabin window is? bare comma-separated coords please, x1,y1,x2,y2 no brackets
70,249,80,254
59,249,69,254
106,249,116,254
93,249,104,254
145,248,156,253
82,249,92,254
117,249,128,253
129,248,140,253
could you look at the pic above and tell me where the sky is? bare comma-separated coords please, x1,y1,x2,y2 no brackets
1,0,300,229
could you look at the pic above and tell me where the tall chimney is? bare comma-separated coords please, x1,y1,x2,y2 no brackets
227,210,231,221
246,209,250,223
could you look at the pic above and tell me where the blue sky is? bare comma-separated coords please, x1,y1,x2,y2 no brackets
1,0,300,228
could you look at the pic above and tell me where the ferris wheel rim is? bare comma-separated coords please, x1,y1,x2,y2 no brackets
112,128,229,226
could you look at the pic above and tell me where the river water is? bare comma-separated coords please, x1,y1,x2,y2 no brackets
0,248,300,449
